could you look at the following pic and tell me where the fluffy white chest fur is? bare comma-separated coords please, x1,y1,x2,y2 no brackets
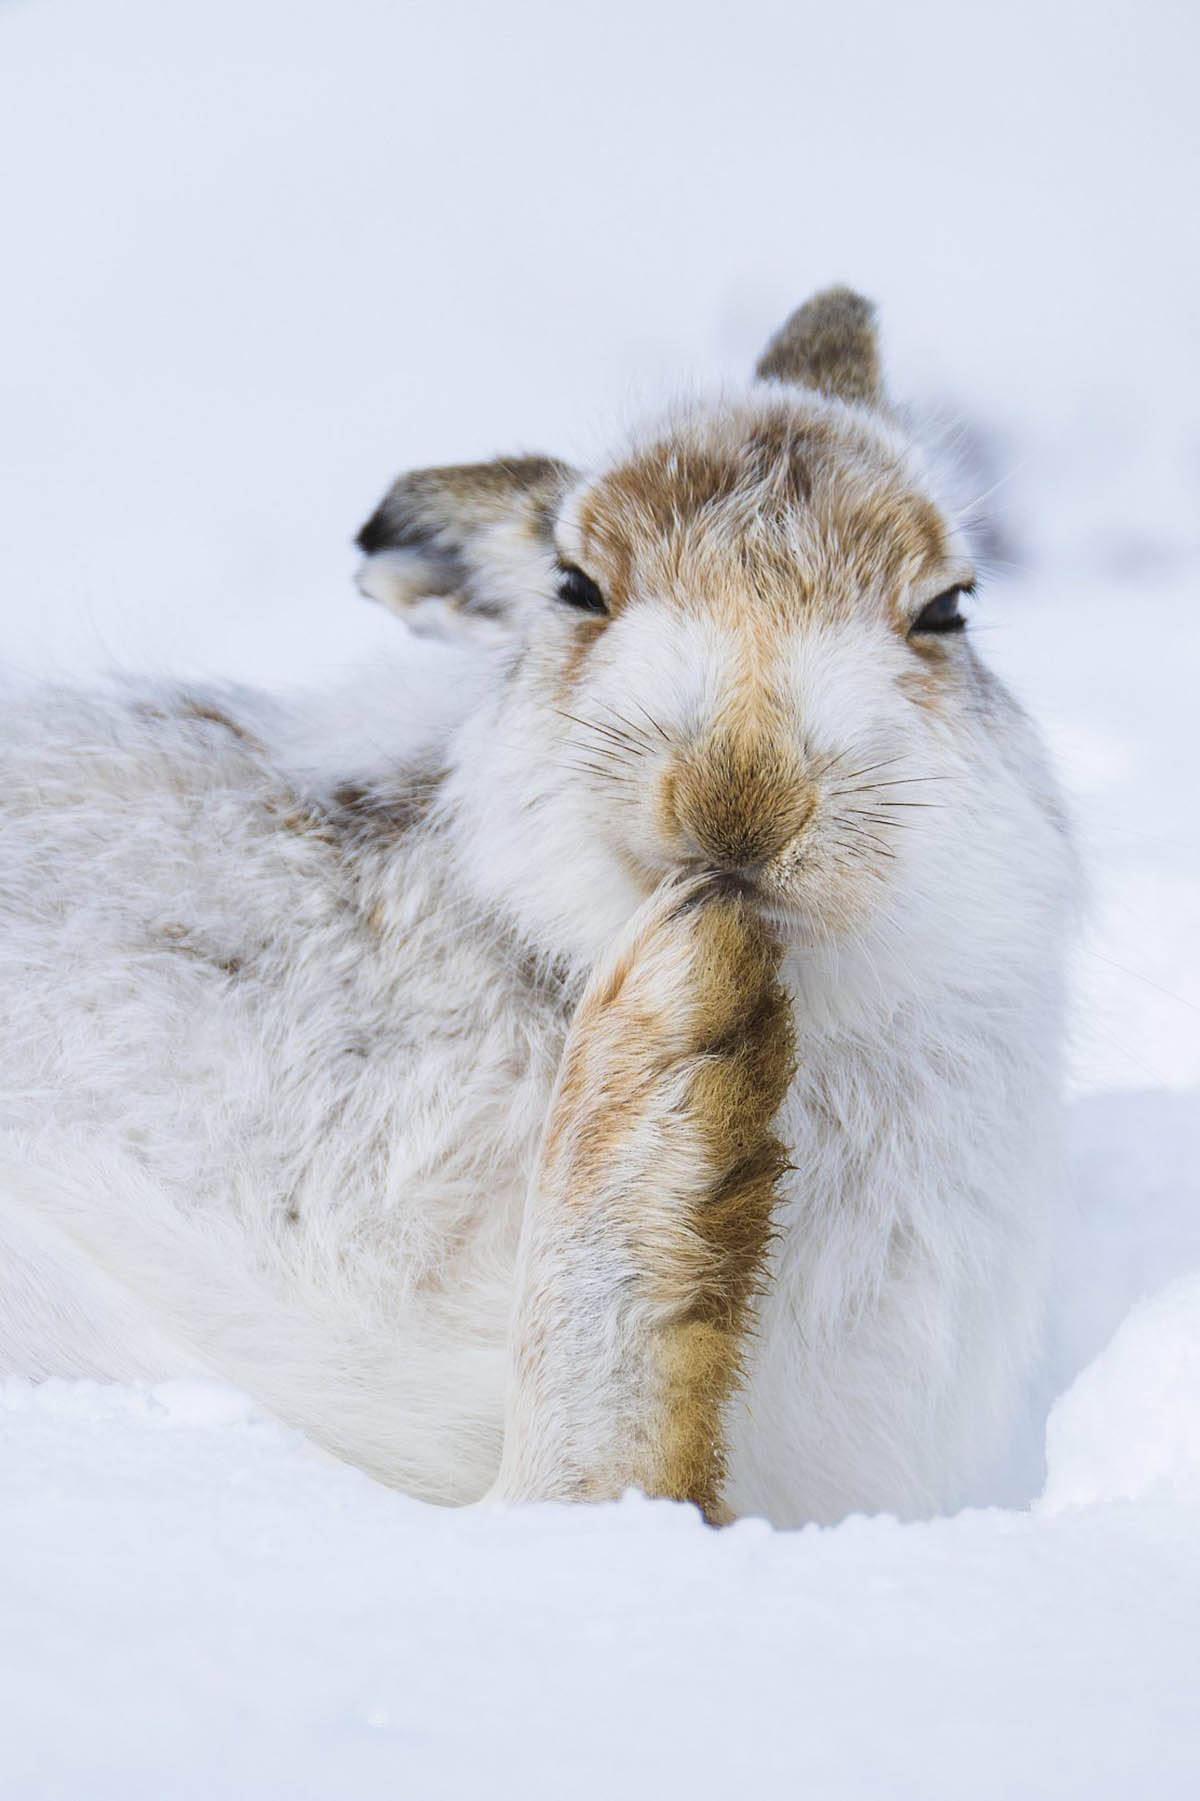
0,290,1077,1526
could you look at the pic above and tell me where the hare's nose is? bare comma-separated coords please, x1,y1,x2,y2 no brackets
666,737,815,873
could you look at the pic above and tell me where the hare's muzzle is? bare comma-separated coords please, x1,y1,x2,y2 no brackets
661,730,816,888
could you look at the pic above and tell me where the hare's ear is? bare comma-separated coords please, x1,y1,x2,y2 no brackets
355,455,573,643
755,287,885,410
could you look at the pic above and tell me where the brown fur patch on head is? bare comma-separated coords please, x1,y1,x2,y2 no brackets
571,396,951,640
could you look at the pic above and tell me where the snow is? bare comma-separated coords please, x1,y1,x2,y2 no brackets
1,0,1198,1794
4,1370,1199,1801
1041,1272,1200,1514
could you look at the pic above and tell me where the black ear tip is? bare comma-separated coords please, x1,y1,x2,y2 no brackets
354,454,572,568
355,507,393,556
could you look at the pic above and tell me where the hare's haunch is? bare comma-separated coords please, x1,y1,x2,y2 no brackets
0,289,1076,1524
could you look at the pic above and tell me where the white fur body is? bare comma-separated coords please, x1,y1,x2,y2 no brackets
0,370,1076,1525
0,669,558,1504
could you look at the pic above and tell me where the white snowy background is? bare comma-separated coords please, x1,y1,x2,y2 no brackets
1,0,1198,1795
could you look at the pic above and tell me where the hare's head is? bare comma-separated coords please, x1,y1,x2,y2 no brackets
358,289,1001,962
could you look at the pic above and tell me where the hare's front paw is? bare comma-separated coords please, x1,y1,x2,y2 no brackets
539,876,795,1300
499,879,795,1518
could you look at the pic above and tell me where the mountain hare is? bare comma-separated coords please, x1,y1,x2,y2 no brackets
0,290,1075,1525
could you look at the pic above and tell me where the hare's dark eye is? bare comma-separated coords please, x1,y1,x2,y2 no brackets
555,564,608,615
911,586,972,636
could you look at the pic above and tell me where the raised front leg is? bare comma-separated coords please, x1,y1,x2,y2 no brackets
491,879,794,1522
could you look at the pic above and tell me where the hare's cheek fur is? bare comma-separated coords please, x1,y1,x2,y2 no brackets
467,596,956,958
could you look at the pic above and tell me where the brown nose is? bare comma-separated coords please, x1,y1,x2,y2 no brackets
667,735,814,873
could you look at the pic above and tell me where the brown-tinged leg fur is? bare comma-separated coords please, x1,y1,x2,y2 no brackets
489,877,795,1522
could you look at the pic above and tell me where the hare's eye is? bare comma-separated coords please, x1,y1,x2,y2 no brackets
555,564,608,615
911,586,971,636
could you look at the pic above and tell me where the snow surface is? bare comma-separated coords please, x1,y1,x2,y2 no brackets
1,0,1198,1795
3,1368,1199,1801
1042,1272,1200,1513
